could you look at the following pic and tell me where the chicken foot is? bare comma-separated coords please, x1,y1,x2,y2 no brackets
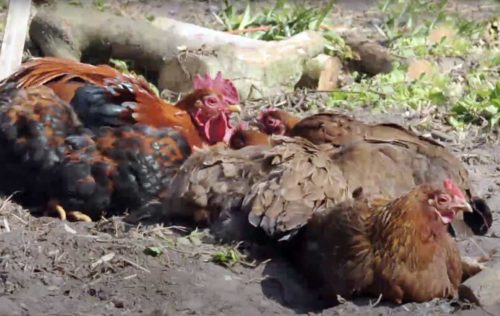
45,200,92,222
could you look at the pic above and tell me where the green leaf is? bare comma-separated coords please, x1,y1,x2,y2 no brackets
314,0,335,30
144,246,163,257
428,91,447,105
448,116,465,129
109,58,130,74
238,3,253,30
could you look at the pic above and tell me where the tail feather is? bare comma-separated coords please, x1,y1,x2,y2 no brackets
0,57,203,147
1,57,159,100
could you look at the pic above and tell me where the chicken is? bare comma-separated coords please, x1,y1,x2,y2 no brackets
0,58,243,221
153,133,489,243
137,136,347,241
256,108,300,136
255,110,492,236
1,57,242,148
228,123,270,149
152,143,269,241
244,136,484,239
289,179,470,304
0,84,210,221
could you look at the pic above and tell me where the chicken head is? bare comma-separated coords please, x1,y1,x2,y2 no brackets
183,72,242,145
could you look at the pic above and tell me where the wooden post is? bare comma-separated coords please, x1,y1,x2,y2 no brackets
0,0,32,80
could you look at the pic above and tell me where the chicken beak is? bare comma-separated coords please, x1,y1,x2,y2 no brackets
454,200,473,213
227,104,242,113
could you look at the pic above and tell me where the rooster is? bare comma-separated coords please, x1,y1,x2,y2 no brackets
0,75,236,221
290,179,470,304
1,57,242,148
253,109,492,236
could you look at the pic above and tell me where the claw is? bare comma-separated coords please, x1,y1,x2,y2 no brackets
45,201,92,222
67,211,92,222
54,204,67,221
45,200,67,220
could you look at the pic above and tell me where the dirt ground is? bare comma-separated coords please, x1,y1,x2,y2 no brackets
0,0,499,315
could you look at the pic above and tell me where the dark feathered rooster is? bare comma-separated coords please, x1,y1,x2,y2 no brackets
0,59,241,221
290,179,469,304
1,57,242,148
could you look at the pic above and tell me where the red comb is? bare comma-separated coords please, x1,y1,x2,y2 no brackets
192,71,240,105
443,178,464,199
258,108,278,120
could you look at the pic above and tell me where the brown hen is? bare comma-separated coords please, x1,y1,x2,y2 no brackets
255,109,492,236
139,136,348,241
156,134,489,242
290,179,470,304
228,123,270,149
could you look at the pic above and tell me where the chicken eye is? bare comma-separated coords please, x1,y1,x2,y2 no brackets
202,96,219,109
266,117,279,127
436,194,451,205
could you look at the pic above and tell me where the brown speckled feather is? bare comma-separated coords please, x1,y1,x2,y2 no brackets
153,143,268,241
153,136,350,240
244,136,349,239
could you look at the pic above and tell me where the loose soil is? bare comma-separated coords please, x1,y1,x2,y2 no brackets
0,1,498,315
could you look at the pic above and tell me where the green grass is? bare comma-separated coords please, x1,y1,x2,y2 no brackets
220,0,499,129
94,0,107,12
327,0,499,129
109,58,160,96
211,247,243,267
218,0,353,59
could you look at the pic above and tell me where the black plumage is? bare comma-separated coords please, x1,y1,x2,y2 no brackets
0,84,191,220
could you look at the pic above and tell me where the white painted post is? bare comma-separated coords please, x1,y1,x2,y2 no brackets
0,0,32,80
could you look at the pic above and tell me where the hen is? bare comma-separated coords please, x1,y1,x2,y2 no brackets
256,108,300,136
1,57,242,148
145,136,347,241
290,179,470,304
0,83,218,222
228,123,270,149
255,109,492,236
153,133,490,243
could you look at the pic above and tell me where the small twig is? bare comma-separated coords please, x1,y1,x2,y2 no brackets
226,25,273,35
91,253,116,269
9,213,27,225
0,192,18,213
120,257,151,274
369,294,383,307
2,218,10,233
123,274,137,280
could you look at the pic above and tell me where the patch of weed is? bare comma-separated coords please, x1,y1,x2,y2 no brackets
218,0,353,59
327,0,499,129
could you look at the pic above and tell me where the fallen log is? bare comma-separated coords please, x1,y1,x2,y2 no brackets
29,3,326,100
